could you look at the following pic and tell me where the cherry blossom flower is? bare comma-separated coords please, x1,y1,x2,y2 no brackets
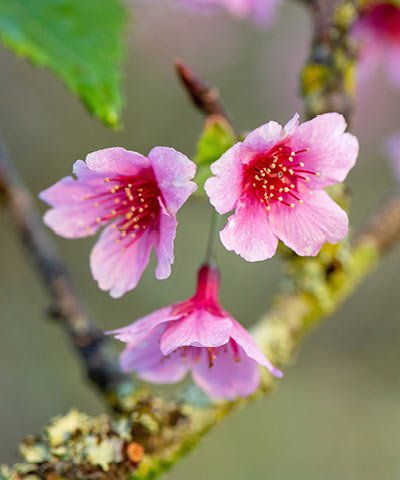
180,0,282,26
107,264,282,400
385,132,400,180
40,147,197,298
205,113,359,261
353,2,400,88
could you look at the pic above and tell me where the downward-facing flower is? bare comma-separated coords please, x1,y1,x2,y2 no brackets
385,132,400,181
353,2,400,88
205,113,359,261
107,264,282,400
181,0,281,26
40,147,196,298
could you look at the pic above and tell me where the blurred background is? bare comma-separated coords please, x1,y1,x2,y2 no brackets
1,1,400,478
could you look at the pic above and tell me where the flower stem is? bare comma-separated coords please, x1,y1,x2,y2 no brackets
203,209,220,266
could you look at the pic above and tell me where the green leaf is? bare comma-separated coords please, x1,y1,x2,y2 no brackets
195,115,236,194
0,0,127,128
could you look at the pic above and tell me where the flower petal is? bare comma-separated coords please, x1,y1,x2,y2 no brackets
154,206,178,280
148,147,197,214
120,326,188,383
39,160,109,238
205,143,248,214
160,310,232,355
243,120,283,153
90,223,156,298
230,319,283,377
290,113,359,188
86,147,151,176
386,45,400,88
190,345,261,400
283,112,299,136
106,305,177,345
219,196,278,261
269,187,349,256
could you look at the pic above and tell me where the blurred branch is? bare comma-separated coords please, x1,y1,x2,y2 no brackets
0,141,134,409
301,0,360,121
3,2,400,479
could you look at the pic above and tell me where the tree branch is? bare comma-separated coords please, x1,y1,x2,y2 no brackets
0,142,135,409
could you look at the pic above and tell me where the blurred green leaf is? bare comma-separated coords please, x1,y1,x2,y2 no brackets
195,115,236,194
0,0,127,128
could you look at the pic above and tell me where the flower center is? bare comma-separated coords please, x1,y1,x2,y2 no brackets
85,175,161,249
244,143,319,210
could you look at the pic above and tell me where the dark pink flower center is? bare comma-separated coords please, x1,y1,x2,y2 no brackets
243,143,318,210
85,175,161,249
363,3,400,41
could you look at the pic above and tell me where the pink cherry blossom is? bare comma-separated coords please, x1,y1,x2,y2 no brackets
205,113,359,261
39,147,197,298
180,0,281,26
107,265,282,400
353,3,400,88
385,132,400,181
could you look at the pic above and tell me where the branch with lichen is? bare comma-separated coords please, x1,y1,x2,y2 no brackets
1,1,398,479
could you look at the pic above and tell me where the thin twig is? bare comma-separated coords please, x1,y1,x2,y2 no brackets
0,142,134,408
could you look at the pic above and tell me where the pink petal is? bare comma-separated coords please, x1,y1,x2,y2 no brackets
85,147,151,176
205,143,247,214
90,223,157,298
154,207,178,280
39,161,109,238
106,305,177,345
290,113,359,189
243,120,283,153
386,45,400,88
385,132,400,181
269,187,349,256
120,326,188,383
230,319,283,377
190,345,261,400
219,196,278,261
148,147,197,214
160,310,232,355
245,0,282,26
283,112,300,136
